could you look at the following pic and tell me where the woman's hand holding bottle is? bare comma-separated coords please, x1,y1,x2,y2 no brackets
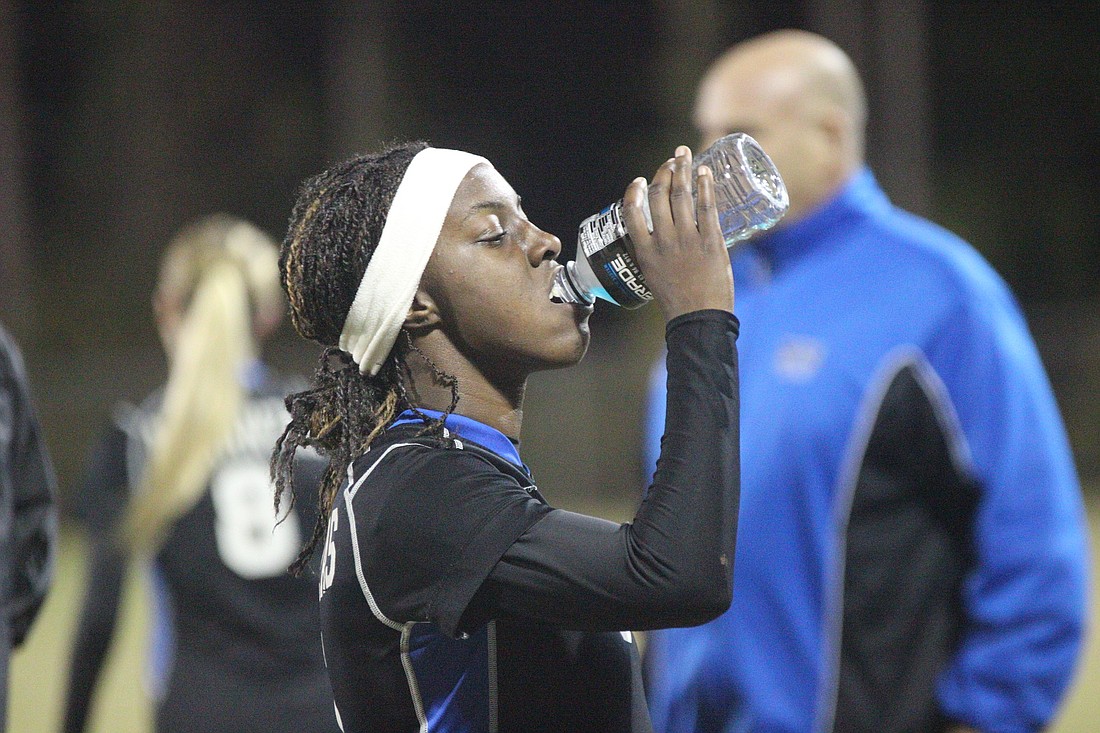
621,146,735,322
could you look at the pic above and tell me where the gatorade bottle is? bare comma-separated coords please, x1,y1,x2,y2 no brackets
550,133,788,309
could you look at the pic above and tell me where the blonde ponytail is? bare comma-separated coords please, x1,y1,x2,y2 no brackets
122,217,281,554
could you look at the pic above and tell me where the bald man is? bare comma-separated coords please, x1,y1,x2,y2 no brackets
642,30,1088,733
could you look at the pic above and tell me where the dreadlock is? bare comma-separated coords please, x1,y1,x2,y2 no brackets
272,140,459,575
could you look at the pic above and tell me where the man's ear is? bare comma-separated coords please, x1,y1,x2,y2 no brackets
404,289,441,334
816,106,847,151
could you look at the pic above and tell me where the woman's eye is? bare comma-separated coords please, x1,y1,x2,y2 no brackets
480,230,507,246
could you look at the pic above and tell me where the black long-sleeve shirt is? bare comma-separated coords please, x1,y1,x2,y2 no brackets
320,309,740,733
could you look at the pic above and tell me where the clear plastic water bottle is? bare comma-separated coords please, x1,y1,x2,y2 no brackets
550,133,789,309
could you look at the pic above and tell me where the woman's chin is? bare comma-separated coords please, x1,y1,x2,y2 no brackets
546,331,591,370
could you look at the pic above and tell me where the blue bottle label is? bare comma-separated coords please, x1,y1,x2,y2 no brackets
576,202,652,309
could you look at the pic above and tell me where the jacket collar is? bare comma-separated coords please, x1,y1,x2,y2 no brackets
739,167,890,274
390,408,525,470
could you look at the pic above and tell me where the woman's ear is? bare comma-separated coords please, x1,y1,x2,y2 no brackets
404,289,441,334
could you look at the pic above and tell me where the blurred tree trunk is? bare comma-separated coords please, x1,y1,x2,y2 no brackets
325,0,398,161
0,0,31,330
56,4,204,337
806,0,932,216
651,0,726,150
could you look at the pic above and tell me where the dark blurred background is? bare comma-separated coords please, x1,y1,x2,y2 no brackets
2,2,1100,731
1,0,1098,513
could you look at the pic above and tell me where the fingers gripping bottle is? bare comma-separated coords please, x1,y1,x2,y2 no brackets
550,133,789,309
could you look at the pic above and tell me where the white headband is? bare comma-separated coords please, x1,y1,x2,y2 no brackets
338,147,489,375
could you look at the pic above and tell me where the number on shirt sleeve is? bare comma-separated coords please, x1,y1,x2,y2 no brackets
319,507,338,599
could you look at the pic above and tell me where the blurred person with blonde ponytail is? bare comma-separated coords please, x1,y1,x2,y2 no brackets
62,215,337,733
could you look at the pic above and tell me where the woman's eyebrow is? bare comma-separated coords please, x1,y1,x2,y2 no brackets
463,195,522,220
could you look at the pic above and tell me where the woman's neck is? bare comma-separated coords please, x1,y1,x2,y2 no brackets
401,354,527,441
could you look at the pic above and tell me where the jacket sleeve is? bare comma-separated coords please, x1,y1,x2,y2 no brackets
933,280,1089,732
641,357,667,492
0,325,58,647
466,310,740,632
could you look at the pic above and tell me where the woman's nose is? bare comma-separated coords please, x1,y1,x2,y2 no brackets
526,225,562,266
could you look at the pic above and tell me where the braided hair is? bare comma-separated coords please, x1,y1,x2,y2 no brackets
273,141,459,574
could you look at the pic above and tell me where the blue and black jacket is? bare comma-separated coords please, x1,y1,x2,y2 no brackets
643,170,1089,733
